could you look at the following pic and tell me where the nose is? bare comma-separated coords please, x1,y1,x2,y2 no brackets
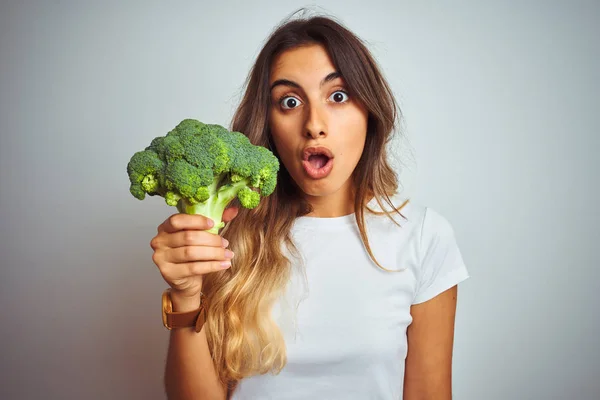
305,103,327,139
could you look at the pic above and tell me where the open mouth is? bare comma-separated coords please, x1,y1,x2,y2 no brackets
302,147,334,179
308,154,330,169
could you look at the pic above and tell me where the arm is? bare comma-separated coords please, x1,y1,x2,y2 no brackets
164,292,227,400
403,285,458,400
158,209,239,400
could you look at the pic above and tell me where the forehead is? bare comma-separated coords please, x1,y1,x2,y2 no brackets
270,44,337,84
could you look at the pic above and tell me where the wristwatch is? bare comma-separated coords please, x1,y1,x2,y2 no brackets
161,288,207,333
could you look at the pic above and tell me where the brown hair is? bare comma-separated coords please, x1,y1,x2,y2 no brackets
202,13,410,390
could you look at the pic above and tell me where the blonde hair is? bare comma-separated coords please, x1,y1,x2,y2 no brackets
201,14,410,391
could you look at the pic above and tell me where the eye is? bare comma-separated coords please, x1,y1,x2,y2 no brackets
329,90,349,103
280,96,302,110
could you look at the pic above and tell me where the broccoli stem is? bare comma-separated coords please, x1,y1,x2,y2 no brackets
176,176,250,235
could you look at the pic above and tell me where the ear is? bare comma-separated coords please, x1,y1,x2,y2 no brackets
222,206,240,223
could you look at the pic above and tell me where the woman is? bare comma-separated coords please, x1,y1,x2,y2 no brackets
151,14,469,400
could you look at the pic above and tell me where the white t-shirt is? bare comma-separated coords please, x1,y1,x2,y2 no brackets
231,198,470,399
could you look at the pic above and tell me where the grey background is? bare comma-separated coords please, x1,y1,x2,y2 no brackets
1,1,598,399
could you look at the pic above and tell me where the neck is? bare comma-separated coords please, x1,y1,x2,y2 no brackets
304,183,355,218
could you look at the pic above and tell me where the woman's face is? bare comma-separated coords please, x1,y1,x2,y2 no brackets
268,44,368,201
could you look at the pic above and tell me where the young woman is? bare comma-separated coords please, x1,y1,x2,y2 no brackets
151,14,469,400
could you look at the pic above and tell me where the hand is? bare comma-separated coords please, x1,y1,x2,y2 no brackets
150,207,239,300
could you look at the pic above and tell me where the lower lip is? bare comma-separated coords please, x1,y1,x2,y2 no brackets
302,158,334,179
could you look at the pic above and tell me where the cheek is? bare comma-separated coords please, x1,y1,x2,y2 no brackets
337,111,368,162
269,129,297,170
272,136,292,162
341,136,366,168
269,113,303,158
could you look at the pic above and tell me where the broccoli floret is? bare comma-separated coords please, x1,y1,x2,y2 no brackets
127,119,279,234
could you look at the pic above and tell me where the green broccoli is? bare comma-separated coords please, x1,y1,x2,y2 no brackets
127,119,279,234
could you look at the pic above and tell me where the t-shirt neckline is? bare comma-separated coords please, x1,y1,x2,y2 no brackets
291,196,390,230
293,212,357,230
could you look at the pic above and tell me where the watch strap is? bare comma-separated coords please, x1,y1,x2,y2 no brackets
166,308,205,330
162,289,207,333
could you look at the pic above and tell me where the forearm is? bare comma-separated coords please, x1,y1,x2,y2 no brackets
164,294,226,400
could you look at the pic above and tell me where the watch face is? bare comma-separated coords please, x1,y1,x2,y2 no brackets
162,290,173,329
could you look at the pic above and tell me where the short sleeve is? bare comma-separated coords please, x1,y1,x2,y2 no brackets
412,207,470,304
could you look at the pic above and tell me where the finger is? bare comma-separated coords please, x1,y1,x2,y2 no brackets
184,260,232,275
166,246,234,264
158,213,215,234
162,230,227,249
222,206,239,223
160,260,232,282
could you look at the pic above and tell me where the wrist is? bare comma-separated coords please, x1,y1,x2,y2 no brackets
170,290,202,312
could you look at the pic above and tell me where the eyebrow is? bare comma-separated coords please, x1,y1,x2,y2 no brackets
269,71,342,91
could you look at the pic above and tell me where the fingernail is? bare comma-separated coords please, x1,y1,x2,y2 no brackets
222,238,229,248
207,219,214,228
220,260,231,268
224,249,234,259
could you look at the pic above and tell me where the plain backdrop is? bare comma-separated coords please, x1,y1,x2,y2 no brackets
0,1,598,399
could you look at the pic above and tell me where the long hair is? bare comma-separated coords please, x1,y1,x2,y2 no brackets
201,13,410,390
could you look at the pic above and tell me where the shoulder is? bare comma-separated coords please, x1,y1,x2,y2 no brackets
419,207,457,244
366,193,425,229
395,201,461,265
371,194,455,235
410,204,469,304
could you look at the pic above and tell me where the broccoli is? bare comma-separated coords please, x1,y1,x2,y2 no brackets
127,119,279,234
